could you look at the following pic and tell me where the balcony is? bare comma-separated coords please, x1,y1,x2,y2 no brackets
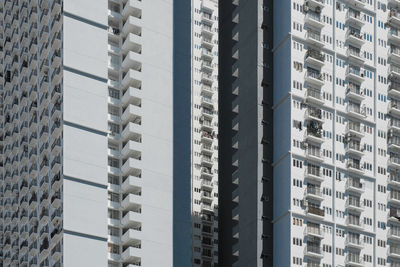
201,167,213,179
390,82,400,100
201,131,214,143
201,180,213,190
121,158,142,177
390,136,400,151
346,178,364,194
201,144,213,155
121,229,142,246
201,191,213,202
201,155,213,167
201,108,214,120
345,236,364,250
390,28,400,45
201,73,214,84
122,51,141,71
305,107,323,123
345,197,364,213
202,25,214,36
305,69,324,87
121,211,142,228
122,69,142,89
345,254,364,267
389,246,400,260
389,190,400,206
305,11,324,29
121,176,142,194
346,103,365,120
306,48,325,67
347,47,364,65
201,85,214,95
390,45,400,63
346,84,365,102
122,16,142,37
346,66,364,83
201,96,214,109
201,37,214,48
122,0,142,19
391,118,400,132
201,61,213,73
305,124,324,144
347,159,364,175
122,33,142,54
305,30,324,47
121,246,142,264
304,226,324,239
305,88,324,107
346,141,364,157
388,227,400,242
201,48,214,61
346,9,364,27
121,140,142,159
121,194,141,210
389,173,400,187
201,203,214,213
305,0,324,9
306,147,323,163
202,12,214,25
305,166,323,182
391,65,400,81
304,244,323,259
389,10,400,27
306,206,325,220
121,104,142,124
346,216,363,230
346,29,364,46
304,187,324,201
389,156,400,169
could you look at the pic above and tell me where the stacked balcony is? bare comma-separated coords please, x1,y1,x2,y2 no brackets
306,204,325,220
347,157,364,175
345,195,364,213
346,214,363,231
107,1,145,266
345,252,364,267
390,7,400,223
345,232,364,250
305,222,324,240
304,239,323,259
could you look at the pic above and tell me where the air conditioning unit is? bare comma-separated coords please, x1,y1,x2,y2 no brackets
315,6,321,13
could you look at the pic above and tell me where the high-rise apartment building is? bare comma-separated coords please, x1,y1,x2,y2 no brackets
219,0,273,266
106,0,177,266
0,0,109,266
0,0,220,266
190,0,219,266
219,0,400,266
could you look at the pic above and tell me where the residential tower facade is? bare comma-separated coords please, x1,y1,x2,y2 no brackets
0,0,194,266
219,0,400,266
191,0,219,266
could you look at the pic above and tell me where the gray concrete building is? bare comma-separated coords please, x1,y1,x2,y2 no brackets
218,0,274,266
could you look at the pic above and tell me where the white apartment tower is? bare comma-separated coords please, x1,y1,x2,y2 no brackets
0,0,206,266
191,0,219,266
219,0,400,266
106,0,175,266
